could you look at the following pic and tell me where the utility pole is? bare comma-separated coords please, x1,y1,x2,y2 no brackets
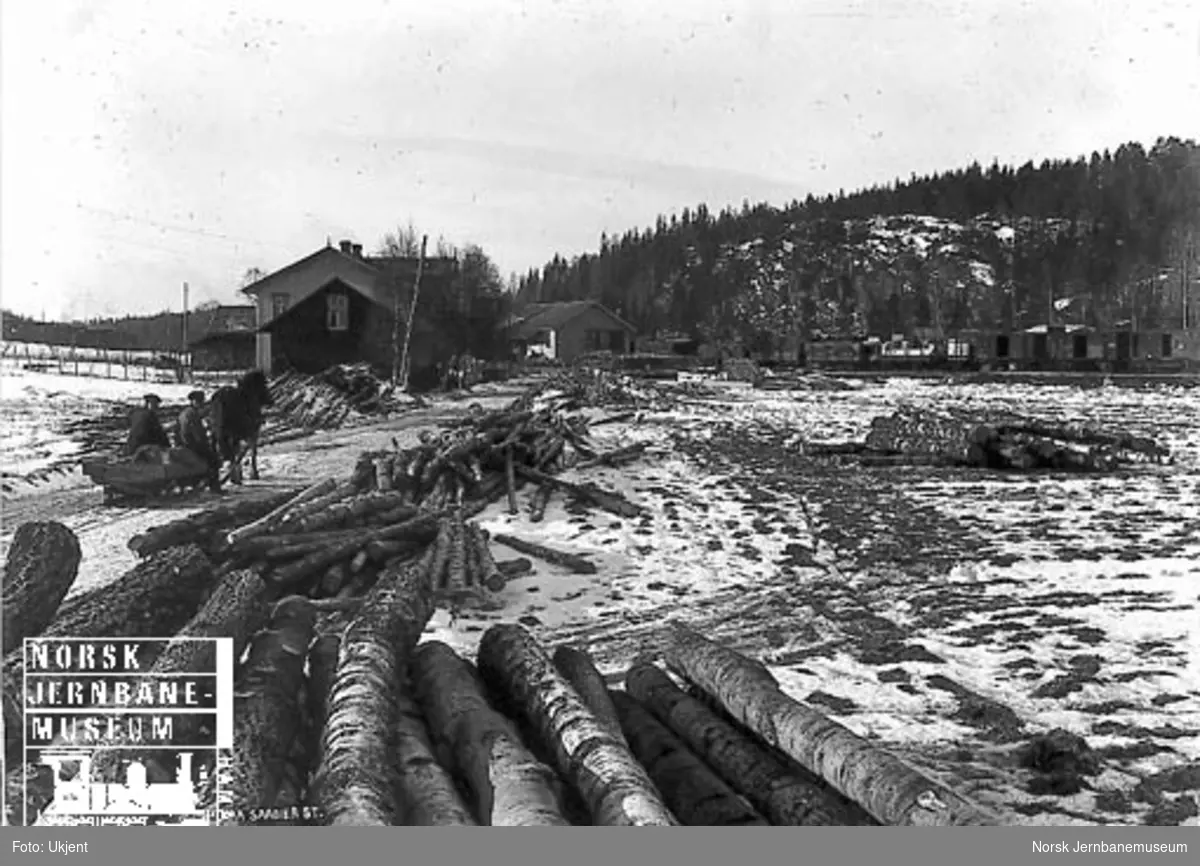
181,282,190,383
393,235,428,390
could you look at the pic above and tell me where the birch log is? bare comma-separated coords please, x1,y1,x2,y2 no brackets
663,625,998,826
476,623,678,826
609,690,768,826
413,641,568,825
625,662,876,826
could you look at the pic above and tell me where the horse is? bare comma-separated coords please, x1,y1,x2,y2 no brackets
208,369,273,485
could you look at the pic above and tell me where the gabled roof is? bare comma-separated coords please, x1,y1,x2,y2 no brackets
240,245,378,297
509,300,635,339
258,278,387,333
241,243,460,329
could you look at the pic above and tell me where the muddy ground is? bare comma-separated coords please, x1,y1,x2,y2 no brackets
2,376,1197,826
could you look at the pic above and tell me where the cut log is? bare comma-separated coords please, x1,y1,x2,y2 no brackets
469,526,507,593
413,641,568,825
476,623,677,826
609,690,767,826
306,633,340,766
127,488,304,557
312,554,444,825
516,465,644,518
625,662,876,826
551,646,625,745
445,509,468,593
662,625,998,826
273,481,359,532
214,595,318,825
3,521,82,654
496,558,534,579
504,447,519,514
490,533,597,575
223,479,337,547
529,482,553,523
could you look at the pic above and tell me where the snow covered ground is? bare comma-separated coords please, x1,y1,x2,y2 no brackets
3,371,1197,825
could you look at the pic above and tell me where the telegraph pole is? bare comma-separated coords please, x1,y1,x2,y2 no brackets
181,282,190,383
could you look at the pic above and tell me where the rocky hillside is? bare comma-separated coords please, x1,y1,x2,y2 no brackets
516,137,1200,351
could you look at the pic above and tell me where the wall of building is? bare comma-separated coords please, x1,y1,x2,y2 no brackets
192,336,256,371
269,286,387,374
555,306,633,362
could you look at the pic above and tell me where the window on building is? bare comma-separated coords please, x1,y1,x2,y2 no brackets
996,335,1010,358
271,293,289,319
326,292,348,331
1162,333,1173,358
1072,335,1088,359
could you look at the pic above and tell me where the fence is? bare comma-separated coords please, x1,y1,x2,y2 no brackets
0,339,192,384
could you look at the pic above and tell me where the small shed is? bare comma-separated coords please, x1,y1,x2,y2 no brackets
508,301,636,364
188,305,257,371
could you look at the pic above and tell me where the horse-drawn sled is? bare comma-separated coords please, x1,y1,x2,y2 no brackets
82,447,213,505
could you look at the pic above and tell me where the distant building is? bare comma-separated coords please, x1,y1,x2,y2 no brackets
506,301,636,363
239,239,458,377
188,305,257,371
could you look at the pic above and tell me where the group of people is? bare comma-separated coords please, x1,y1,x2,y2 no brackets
123,389,224,494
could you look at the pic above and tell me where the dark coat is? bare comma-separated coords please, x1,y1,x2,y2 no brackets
125,407,172,455
175,406,216,461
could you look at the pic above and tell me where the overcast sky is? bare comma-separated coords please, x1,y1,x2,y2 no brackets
2,0,1198,321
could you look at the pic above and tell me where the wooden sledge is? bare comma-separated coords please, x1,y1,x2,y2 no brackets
82,447,212,505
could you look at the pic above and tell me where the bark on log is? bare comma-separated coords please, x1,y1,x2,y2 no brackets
476,623,677,826
312,554,444,825
490,534,597,575
3,521,82,654
529,483,553,523
469,526,507,593
497,558,534,579
516,465,644,518
413,641,568,825
609,690,768,826
625,663,876,826
552,646,625,745
127,488,304,557
224,479,337,547
504,447,520,514
662,625,998,826
306,633,340,766
215,595,318,825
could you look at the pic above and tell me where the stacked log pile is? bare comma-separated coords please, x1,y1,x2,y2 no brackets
514,367,707,413
3,516,1001,828
803,406,1170,472
2,388,1008,827
351,402,648,526
266,363,423,432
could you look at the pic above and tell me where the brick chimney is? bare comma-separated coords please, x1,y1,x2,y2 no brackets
338,239,353,254
351,243,363,258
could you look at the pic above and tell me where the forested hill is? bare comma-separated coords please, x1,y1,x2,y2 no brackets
514,137,1200,350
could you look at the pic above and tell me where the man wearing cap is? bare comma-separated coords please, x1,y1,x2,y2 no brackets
123,393,172,459
174,389,223,494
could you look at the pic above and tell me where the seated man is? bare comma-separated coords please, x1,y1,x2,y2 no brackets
124,393,173,461
174,390,223,494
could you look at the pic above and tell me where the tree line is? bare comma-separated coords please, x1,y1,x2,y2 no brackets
514,136,1200,349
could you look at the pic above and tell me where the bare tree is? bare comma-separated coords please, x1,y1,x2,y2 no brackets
380,220,423,257
241,267,268,288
